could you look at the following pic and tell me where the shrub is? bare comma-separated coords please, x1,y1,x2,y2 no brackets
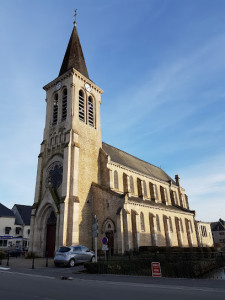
0,250,6,260
25,251,38,259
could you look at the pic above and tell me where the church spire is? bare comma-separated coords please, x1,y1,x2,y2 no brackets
59,12,89,79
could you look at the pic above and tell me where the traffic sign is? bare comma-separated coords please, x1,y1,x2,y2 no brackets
102,237,108,245
102,244,108,251
151,262,162,277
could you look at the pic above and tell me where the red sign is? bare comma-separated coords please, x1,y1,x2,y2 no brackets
151,262,162,277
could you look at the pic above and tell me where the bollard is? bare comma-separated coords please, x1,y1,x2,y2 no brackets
46,251,48,267
0,258,2,265
32,253,35,269
6,254,9,266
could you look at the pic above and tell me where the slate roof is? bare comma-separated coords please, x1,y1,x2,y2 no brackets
0,203,14,217
102,142,176,184
211,219,225,231
59,24,89,79
14,204,32,226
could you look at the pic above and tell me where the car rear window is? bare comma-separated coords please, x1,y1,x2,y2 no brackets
58,247,71,253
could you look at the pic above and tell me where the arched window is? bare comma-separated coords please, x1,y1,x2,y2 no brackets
61,88,67,121
52,93,58,125
114,170,119,189
88,96,94,127
140,212,145,231
130,176,134,193
156,215,160,231
79,90,85,122
143,180,147,197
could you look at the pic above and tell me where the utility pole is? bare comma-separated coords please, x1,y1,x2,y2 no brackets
92,215,98,262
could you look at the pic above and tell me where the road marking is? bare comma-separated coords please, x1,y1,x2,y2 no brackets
0,267,10,270
0,271,54,279
74,278,225,294
0,271,224,294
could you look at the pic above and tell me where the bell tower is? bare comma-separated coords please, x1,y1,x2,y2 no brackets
29,18,103,256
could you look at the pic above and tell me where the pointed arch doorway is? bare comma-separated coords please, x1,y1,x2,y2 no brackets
103,219,115,256
45,211,57,257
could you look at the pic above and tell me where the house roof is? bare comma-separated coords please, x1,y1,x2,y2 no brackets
0,203,14,217
102,142,176,185
14,204,32,226
59,23,89,79
211,219,225,231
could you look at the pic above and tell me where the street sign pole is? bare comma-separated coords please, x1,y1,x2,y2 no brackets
92,215,98,263
95,236,98,263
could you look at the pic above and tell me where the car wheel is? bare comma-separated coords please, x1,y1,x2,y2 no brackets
68,259,75,267
91,256,96,263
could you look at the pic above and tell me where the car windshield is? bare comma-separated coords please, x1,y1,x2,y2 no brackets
58,247,71,253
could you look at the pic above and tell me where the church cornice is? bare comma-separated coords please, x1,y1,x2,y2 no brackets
43,68,103,95
128,196,195,216
108,160,183,190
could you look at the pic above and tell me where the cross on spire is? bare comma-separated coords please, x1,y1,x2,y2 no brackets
74,9,77,25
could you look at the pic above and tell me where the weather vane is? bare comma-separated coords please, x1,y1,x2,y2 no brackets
74,9,77,25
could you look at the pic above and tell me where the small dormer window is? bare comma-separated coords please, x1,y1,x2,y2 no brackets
5,227,11,234
15,227,21,235
28,229,30,235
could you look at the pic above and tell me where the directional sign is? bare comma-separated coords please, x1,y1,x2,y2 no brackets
102,237,108,245
151,262,162,277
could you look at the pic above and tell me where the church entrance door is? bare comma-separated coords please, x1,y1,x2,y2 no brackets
45,211,57,257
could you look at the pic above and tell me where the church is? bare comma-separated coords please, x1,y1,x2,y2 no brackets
29,19,207,257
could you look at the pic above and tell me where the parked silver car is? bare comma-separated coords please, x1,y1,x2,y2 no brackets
54,245,95,267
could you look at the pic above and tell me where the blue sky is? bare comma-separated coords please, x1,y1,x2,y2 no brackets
0,0,224,222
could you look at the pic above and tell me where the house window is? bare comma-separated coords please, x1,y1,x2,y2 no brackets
28,229,30,235
15,227,21,235
79,90,85,122
114,170,119,189
140,212,145,231
0,240,7,247
52,93,58,125
88,96,94,127
130,176,134,193
61,88,67,121
5,227,11,234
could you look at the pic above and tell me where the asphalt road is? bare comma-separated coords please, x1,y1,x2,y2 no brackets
0,271,225,300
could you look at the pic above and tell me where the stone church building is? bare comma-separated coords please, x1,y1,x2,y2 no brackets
29,20,203,257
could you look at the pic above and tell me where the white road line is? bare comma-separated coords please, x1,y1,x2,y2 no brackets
74,278,225,293
0,270,54,279
0,267,10,270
